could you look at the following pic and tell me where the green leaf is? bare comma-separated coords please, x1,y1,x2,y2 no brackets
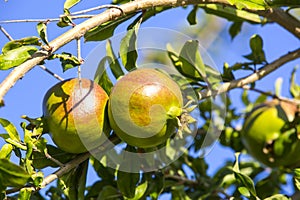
117,170,140,198
90,157,115,181
32,145,75,169
117,150,140,199
2,36,41,53
238,186,251,197
0,143,13,159
49,52,81,72
227,0,268,10
264,194,291,200
97,185,120,200
265,0,300,7
294,168,300,191
57,9,74,27
199,4,264,23
233,153,257,197
64,0,81,9
0,158,30,187
59,160,88,200
146,172,164,199
229,21,243,40
126,181,148,200
37,22,49,45
120,16,141,72
84,14,136,42
106,40,124,79
0,46,38,70
244,34,266,64
94,57,114,95
19,187,33,200
0,118,20,141
290,67,300,99
187,6,198,25
168,40,221,88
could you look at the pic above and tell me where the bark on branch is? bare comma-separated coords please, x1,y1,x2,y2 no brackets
199,48,300,99
0,0,299,103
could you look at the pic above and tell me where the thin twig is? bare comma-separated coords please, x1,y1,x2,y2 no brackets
38,65,64,81
77,38,82,82
0,0,299,103
165,174,198,185
0,15,95,24
0,25,13,41
6,135,120,195
199,48,300,99
64,4,124,16
242,85,300,105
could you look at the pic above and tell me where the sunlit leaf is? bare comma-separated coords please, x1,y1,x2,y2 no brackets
57,9,74,27
264,194,291,200
233,153,257,197
0,118,20,141
120,16,141,71
126,181,148,200
49,52,81,72
290,67,300,99
94,57,114,95
227,0,268,10
0,46,38,70
64,0,81,9
106,40,124,79
0,144,13,159
19,187,33,200
199,4,264,23
0,158,30,187
37,22,49,45
2,36,41,53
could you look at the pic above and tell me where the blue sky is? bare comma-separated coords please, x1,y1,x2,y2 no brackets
0,0,300,198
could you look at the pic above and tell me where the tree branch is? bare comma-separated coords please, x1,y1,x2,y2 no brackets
257,8,300,39
0,0,299,103
199,48,300,99
6,135,120,195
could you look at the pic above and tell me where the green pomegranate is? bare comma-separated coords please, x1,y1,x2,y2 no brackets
108,68,183,148
242,99,300,168
43,78,109,153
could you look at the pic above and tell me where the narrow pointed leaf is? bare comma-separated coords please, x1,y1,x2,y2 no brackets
227,0,268,10
199,4,264,23
229,21,243,40
0,118,20,141
120,17,141,71
106,40,124,79
0,144,13,159
49,52,81,72
37,22,49,45
2,37,41,53
187,6,198,25
290,67,300,99
94,57,114,94
64,0,81,9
